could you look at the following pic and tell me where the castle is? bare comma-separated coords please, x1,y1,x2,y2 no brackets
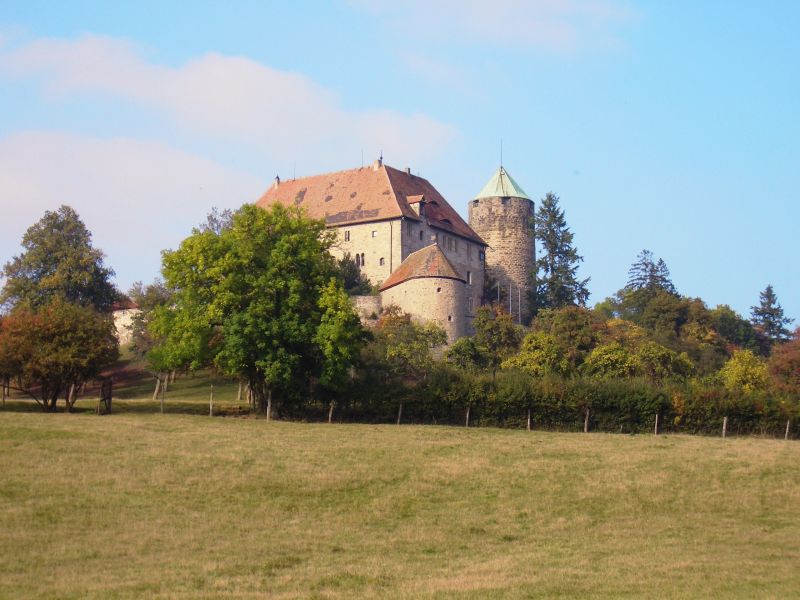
256,159,534,342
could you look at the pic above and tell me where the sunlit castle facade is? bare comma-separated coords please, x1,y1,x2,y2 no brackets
256,159,534,342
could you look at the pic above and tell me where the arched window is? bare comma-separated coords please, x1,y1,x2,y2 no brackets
355,254,361,267
379,257,385,266
360,252,365,265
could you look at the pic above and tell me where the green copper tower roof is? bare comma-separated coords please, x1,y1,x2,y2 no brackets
473,166,530,200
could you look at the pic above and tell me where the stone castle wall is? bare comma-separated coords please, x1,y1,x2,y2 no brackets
399,218,484,332
380,276,466,343
329,220,402,287
468,196,535,322
350,295,382,323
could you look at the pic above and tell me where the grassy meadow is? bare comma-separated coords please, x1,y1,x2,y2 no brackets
1,404,799,598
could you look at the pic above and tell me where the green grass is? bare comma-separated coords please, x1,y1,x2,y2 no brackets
1,411,799,599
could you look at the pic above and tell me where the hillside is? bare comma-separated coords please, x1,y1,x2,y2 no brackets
1,413,798,598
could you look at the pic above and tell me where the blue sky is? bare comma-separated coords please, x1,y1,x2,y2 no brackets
1,1,797,323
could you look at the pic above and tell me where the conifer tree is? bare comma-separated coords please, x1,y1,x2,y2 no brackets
750,284,793,345
531,192,589,314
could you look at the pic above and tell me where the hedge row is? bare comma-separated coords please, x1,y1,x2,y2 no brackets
323,368,800,438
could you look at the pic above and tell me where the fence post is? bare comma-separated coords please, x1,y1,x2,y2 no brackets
722,416,728,439
785,419,791,440
209,384,213,417
654,413,659,436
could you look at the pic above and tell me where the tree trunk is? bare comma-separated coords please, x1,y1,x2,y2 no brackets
266,387,272,422
170,369,176,384
583,408,590,433
163,374,169,394
237,380,242,403
209,384,214,417
66,383,76,412
465,405,470,428
722,416,728,438
654,413,659,436
396,401,403,425
527,408,531,431
160,376,165,414
152,376,161,402
328,400,335,424
2,376,7,408
786,419,791,440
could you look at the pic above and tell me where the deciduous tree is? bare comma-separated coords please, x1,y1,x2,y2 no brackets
0,299,118,410
1,205,118,311
153,203,350,416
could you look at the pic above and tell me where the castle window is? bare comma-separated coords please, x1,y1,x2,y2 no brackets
437,287,441,293
468,297,474,311
466,271,472,285
355,253,361,267
473,199,479,206
479,251,485,261
419,230,423,241
448,315,452,322
372,230,377,238
344,230,350,242
361,253,365,265
454,239,459,252
379,257,385,266
406,222,412,236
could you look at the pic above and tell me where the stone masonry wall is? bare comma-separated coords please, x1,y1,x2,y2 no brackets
329,220,401,287
399,218,484,333
468,196,535,322
380,276,466,344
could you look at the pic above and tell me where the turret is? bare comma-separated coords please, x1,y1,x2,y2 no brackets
468,166,535,322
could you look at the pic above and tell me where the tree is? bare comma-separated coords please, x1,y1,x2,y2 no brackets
635,341,693,383
501,331,569,377
531,192,590,314
581,343,640,379
154,203,348,416
472,306,521,377
445,337,488,373
314,279,371,420
750,284,793,347
718,349,768,394
0,299,118,411
533,306,597,371
710,304,759,352
369,306,446,423
626,249,676,296
768,329,800,394
127,279,173,359
1,205,118,311
338,253,373,296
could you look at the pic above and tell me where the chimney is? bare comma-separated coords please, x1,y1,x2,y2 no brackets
274,175,280,187
405,167,411,175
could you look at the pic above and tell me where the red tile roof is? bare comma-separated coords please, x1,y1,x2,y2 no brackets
255,162,486,246
379,243,465,291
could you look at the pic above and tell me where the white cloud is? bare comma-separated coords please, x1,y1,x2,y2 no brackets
350,0,633,52
0,131,264,291
0,35,457,168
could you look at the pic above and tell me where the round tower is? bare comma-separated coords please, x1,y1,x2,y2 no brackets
468,166,535,322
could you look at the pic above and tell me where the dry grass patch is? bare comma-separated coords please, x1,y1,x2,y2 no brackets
1,413,799,598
